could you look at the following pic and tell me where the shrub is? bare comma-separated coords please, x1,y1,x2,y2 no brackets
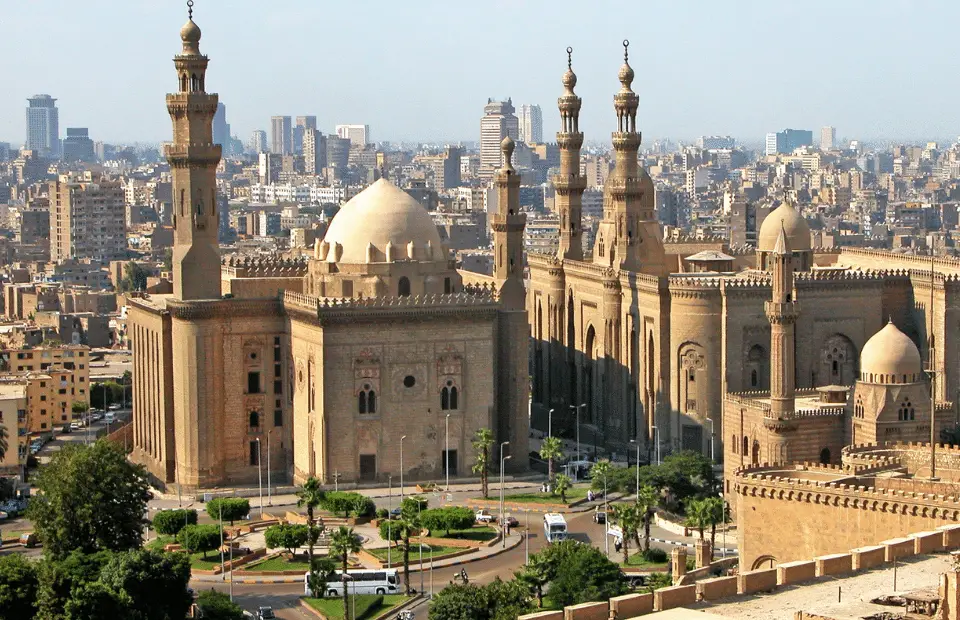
320,492,375,518
152,509,198,536
176,524,221,558
263,523,309,557
352,495,376,518
642,548,667,563
205,498,250,525
196,589,244,620
375,508,388,520
419,507,476,536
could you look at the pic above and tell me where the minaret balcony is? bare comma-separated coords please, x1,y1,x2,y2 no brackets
163,142,222,166
556,133,584,149
611,133,641,150
605,177,644,196
553,174,586,193
764,300,800,321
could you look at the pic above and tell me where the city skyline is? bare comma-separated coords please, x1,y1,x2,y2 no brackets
3,1,960,146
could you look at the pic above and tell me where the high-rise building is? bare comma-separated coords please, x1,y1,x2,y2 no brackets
765,128,813,155
250,129,267,154
49,172,126,263
61,128,95,163
213,103,230,153
303,129,327,175
271,116,292,155
820,126,836,151
479,98,519,179
26,94,59,158
294,116,317,155
518,104,543,144
335,124,369,147
326,134,351,170
697,135,736,150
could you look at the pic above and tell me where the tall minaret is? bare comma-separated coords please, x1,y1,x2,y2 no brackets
593,40,665,275
765,224,800,418
555,47,585,261
166,1,222,300
492,137,527,309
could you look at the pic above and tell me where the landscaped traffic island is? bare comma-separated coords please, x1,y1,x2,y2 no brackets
302,594,412,619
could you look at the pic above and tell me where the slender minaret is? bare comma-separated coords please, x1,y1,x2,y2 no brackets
765,224,800,418
167,0,222,300
492,137,527,309
593,40,665,274
555,47,585,261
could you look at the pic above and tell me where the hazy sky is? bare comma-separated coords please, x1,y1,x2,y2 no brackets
3,0,959,146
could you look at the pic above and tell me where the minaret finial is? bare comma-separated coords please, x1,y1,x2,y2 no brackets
567,46,573,70
623,39,629,63
187,0,194,19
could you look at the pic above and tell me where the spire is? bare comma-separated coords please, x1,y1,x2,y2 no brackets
618,39,635,92
773,220,791,255
180,0,202,56
562,46,577,95
500,136,515,174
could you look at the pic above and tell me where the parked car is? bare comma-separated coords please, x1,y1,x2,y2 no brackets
104,413,115,424
108,404,122,411
256,607,275,620
71,422,83,431
593,511,607,524
499,515,519,528
61,424,72,434
475,510,495,523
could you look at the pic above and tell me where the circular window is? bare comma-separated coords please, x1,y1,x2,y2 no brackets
446,380,453,387
403,375,416,388
363,383,371,390
250,352,258,360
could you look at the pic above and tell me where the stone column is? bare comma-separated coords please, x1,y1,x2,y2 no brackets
695,538,712,569
671,547,688,583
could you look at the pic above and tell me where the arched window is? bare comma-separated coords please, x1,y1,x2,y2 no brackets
751,440,760,465
441,381,459,411
751,369,758,387
732,434,738,455
598,237,605,258
180,74,187,92
358,384,377,415
742,436,749,457
191,73,199,92
819,448,831,464
450,386,458,410
398,277,411,297
248,411,259,428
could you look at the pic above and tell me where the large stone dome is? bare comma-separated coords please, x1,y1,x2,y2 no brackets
321,178,445,264
860,320,923,383
758,202,812,252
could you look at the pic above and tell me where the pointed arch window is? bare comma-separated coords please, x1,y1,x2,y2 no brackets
248,410,259,429
441,380,459,411
898,399,914,421
398,277,411,297
358,384,377,415
598,237,605,258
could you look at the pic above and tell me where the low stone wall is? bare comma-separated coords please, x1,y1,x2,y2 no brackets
814,553,852,577
191,548,265,575
697,575,738,601
738,567,777,594
609,592,653,618
778,560,816,585
851,545,885,570
654,584,697,611
882,537,915,561
940,524,960,547
562,601,608,620
912,530,944,554
676,556,739,585
518,611,563,620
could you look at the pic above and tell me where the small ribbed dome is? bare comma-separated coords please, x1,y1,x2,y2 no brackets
619,62,635,87
180,19,201,43
562,68,577,91
860,321,923,383
758,202,812,252
321,178,445,264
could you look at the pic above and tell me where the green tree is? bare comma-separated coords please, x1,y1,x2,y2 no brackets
205,497,250,525
539,436,563,487
553,474,572,503
71,400,89,416
397,495,427,595
321,491,371,518
307,557,337,601
35,550,113,620
636,485,660,552
297,476,326,598
63,581,124,619
643,571,673,593
703,496,727,560
546,542,627,608
0,553,38,618
611,503,642,565
152,509,198,536
196,589,244,620
514,553,551,608
428,578,532,620
484,577,533,620
119,262,149,293
264,523,309,557
98,549,192,620
419,506,475,537
329,526,362,620
589,459,613,492
28,441,151,559
684,498,710,540
471,428,494,499
177,524,222,559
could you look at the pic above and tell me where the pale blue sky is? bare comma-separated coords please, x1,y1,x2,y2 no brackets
3,0,958,145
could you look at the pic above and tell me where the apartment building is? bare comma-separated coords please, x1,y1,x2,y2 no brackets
0,380,27,471
0,345,91,433
50,172,126,263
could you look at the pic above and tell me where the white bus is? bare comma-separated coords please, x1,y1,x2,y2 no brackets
543,513,568,543
304,568,400,597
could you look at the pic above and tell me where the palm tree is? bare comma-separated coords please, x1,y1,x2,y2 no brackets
589,459,612,494
471,428,494,499
636,485,659,552
515,553,552,608
329,526,362,620
704,496,726,561
612,504,642,565
539,436,563,489
296,476,326,597
553,474,572,503
399,496,426,595
0,424,7,463
684,498,710,540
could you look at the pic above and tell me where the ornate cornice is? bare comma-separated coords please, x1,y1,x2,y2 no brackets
167,298,283,321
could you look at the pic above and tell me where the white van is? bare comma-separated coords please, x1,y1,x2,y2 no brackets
543,513,567,543
104,413,115,424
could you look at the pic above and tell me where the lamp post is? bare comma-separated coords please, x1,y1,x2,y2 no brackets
400,435,407,500
445,414,451,493
706,418,715,463
629,439,640,500
255,438,263,518
500,444,512,549
419,500,424,596
267,429,273,506
652,425,661,465
548,408,554,439
387,475,392,568
524,509,530,565
603,471,609,558
570,403,585,473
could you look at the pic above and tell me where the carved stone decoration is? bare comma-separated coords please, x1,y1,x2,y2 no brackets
296,359,305,393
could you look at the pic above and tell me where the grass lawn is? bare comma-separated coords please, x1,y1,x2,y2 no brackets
304,594,410,619
368,543,459,563
434,526,496,542
496,486,591,504
241,555,312,572
619,553,668,568
189,551,226,570
145,535,175,551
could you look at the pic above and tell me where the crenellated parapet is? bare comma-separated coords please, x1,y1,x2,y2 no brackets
282,288,501,325
221,255,309,278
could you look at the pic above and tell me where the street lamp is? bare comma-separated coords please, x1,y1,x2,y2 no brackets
570,403,586,473
651,425,661,465
254,438,263,518
267,429,273,506
706,418,715,463
547,408,554,439
387,475,392,568
400,435,407,500
500,442,511,549
603,470,609,558
629,439,640,500
445,414,451,494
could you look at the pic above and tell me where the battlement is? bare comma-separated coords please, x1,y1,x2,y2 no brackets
222,256,309,279
668,276,723,289
282,287,499,318
795,269,888,283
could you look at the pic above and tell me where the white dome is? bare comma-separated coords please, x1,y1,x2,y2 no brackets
758,202,811,252
860,321,923,383
321,179,445,264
